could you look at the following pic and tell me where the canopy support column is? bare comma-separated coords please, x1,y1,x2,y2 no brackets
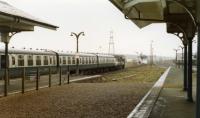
196,25,200,118
196,0,200,116
183,44,188,91
1,33,10,96
187,38,193,102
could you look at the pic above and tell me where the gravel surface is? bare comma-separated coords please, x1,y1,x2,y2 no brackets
0,83,151,118
0,65,165,118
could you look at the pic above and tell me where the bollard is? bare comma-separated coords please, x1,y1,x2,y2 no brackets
22,67,25,94
36,67,39,90
49,67,51,87
59,67,62,86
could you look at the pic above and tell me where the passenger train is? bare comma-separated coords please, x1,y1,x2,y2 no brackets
0,48,126,78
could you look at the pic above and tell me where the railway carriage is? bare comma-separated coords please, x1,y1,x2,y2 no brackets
0,48,125,79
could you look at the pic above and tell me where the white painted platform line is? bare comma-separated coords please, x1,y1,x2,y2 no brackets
70,75,102,83
127,67,171,118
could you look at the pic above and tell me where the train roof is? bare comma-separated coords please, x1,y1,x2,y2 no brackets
0,48,56,55
97,53,115,58
0,48,123,58
58,52,96,57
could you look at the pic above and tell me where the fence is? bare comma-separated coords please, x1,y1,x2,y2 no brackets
0,66,70,96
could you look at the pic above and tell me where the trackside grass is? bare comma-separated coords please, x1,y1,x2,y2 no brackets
102,65,165,83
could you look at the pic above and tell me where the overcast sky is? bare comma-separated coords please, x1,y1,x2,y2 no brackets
0,0,197,57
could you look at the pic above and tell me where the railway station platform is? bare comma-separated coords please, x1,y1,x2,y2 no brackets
149,67,196,118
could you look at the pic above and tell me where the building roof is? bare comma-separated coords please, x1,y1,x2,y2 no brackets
0,1,58,32
109,0,166,28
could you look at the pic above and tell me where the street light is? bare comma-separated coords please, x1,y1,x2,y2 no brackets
70,32,85,75
179,45,184,68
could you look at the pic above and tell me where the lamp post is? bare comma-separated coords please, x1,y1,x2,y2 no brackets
70,32,85,75
174,49,179,68
179,46,184,68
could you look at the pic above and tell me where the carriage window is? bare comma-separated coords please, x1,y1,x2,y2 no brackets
68,57,71,64
82,58,85,64
49,57,52,65
93,58,95,64
91,57,93,64
86,57,88,64
89,57,91,64
63,57,66,65
79,58,82,64
94,58,96,63
88,57,90,64
36,56,41,66
18,55,24,66
59,57,62,64
72,57,76,64
44,56,48,65
12,56,15,65
53,56,56,65
1,55,5,68
28,55,33,66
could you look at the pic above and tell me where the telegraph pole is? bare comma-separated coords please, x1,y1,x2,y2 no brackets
108,30,115,54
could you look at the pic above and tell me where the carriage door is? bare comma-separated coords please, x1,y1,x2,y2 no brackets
1,55,6,69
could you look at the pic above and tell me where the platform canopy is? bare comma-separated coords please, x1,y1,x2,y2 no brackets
0,1,58,32
110,0,166,28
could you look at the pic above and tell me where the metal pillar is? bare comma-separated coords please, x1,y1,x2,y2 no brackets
36,67,39,90
196,0,200,117
1,33,10,96
22,67,25,94
59,67,62,85
183,45,188,91
76,58,79,75
180,46,184,68
4,41,8,96
187,38,193,102
196,25,200,118
67,65,70,84
49,67,51,87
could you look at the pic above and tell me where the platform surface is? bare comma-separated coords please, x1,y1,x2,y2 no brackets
149,68,196,118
